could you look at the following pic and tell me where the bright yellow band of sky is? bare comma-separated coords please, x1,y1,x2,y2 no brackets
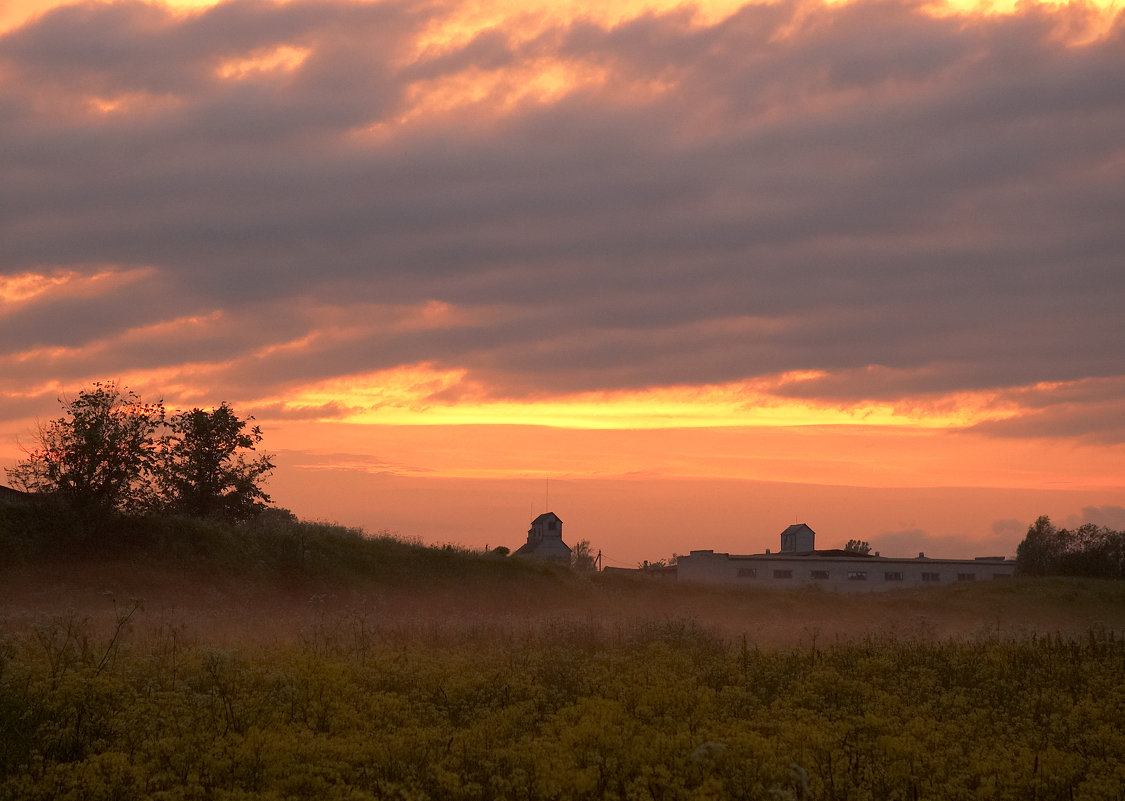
259,364,1020,430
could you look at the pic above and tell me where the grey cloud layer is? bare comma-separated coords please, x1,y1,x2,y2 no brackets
1,0,1123,429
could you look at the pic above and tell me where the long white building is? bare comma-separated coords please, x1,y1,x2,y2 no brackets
676,523,1015,591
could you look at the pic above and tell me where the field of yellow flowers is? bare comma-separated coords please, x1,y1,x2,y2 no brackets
3,561,1124,800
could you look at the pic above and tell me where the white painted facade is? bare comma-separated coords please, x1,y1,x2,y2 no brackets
676,524,1015,591
511,512,572,565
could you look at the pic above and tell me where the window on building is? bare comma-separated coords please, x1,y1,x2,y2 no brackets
773,569,793,579
547,520,557,531
884,571,903,581
922,572,940,582
957,573,976,581
810,570,829,580
847,570,867,581
737,568,757,578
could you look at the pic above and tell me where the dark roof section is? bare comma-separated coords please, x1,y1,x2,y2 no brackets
809,549,873,558
532,512,562,524
780,523,816,537
768,549,873,558
511,537,571,559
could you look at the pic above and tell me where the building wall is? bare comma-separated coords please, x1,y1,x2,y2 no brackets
677,550,1015,592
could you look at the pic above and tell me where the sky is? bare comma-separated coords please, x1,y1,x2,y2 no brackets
1,0,1123,566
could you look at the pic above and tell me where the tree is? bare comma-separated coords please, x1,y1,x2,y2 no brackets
571,538,597,571
844,539,872,554
156,403,274,521
1016,516,1125,578
5,382,163,513
1015,516,1062,575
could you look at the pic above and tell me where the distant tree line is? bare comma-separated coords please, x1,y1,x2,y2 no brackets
5,381,273,522
1016,515,1125,579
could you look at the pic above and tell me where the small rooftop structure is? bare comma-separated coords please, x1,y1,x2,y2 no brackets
511,512,572,565
780,523,816,553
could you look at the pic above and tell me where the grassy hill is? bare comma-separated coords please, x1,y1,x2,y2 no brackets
2,503,1123,645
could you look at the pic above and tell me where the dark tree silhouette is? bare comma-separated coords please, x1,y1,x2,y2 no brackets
845,539,872,554
7,384,276,528
571,538,597,571
5,382,163,513
1016,515,1125,578
157,403,274,521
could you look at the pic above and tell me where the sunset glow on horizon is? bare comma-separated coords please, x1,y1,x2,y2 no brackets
2,0,1123,563
255,364,1031,431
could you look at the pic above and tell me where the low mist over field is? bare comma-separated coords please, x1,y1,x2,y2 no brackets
3,514,1125,799
3,535,1123,647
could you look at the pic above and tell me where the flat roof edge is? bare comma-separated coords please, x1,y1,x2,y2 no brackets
683,552,1015,564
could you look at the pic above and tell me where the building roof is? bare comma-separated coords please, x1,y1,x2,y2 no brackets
780,523,816,537
802,549,873,558
512,537,571,559
687,549,1013,565
532,512,563,524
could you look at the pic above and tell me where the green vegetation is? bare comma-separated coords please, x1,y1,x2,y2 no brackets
844,539,871,555
5,382,272,521
0,504,552,595
1,594,1123,800
5,382,163,514
1016,515,1125,579
155,403,274,521
3,506,1125,799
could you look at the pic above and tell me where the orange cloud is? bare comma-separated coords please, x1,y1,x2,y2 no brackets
398,59,616,123
414,0,1121,53
0,267,155,310
925,0,1123,46
0,309,220,364
83,92,183,116
8,0,1117,39
0,271,75,305
215,44,310,81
